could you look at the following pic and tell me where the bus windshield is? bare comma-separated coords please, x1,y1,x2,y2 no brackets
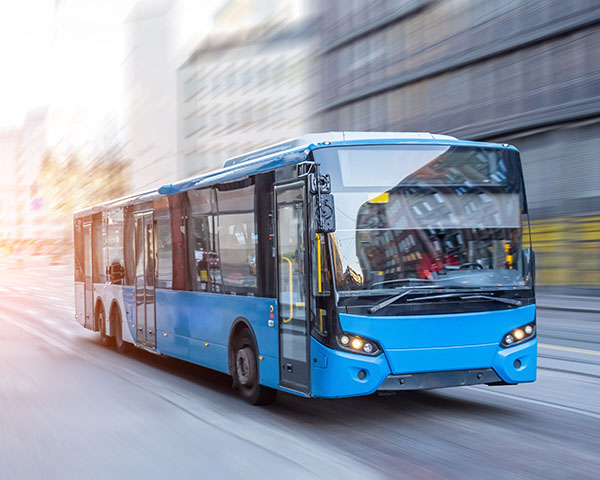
315,144,532,296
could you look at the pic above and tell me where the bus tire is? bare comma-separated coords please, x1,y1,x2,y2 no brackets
97,304,114,347
233,331,277,406
113,307,132,354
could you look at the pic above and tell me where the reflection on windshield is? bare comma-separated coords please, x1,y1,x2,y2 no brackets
318,145,531,294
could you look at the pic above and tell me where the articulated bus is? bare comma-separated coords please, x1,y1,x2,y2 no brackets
73,132,537,405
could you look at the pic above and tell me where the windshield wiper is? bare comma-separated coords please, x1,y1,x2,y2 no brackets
407,292,522,306
367,286,443,314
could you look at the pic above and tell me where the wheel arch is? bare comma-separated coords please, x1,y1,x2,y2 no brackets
108,299,124,322
94,297,106,331
228,317,259,382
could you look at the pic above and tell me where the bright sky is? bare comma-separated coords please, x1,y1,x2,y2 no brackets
0,0,133,127
0,0,221,129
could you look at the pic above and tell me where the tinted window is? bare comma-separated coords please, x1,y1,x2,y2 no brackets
74,219,84,282
156,216,172,288
189,188,222,293
217,184,257,295
106,209,125,284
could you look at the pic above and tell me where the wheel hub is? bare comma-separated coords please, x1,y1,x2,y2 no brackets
236,348,253,386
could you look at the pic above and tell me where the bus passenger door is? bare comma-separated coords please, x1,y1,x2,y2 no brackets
83,222,94,330
275,182,310,394
134,212,157,348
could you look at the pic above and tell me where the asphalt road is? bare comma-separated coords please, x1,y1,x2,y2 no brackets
0,258,598,479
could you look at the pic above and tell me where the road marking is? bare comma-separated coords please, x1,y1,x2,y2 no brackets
466,386,600,420
0,314,73,355
539,343,600,356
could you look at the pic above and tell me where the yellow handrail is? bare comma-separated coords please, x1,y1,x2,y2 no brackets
281,256,293,323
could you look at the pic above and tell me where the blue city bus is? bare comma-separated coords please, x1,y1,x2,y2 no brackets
73,132,537,405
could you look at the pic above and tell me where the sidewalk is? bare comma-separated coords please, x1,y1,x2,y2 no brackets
536,293,600,314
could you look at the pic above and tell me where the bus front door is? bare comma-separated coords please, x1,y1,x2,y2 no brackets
134,212,157,349
83,222,94,330
275,182,310,394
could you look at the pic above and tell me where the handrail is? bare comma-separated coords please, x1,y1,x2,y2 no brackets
281,256,293,323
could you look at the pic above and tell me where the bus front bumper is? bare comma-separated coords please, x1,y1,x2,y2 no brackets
377,368,501,392
310,336,537,398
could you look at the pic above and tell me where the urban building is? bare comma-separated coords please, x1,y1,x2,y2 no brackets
317,0,600,288
122,0,180,193
0,109,55,249
122,0,228,193
0,129,21,248
177,0,317,178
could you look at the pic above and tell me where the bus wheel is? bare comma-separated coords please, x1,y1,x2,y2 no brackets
234,332,276,406
113,308,132,354
98,306,114,347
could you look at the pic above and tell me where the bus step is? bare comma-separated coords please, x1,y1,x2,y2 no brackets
134,343,162,356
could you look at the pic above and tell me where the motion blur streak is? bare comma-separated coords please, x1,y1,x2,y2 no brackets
0,0,599,478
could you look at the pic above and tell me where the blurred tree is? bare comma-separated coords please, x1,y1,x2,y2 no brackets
38,145,131,237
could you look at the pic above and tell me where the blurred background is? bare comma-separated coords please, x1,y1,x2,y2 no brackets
0,0,598,295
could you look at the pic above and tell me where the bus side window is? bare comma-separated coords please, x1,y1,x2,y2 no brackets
106,208,125,285
92,214,106,283
123,206,135,286
156,216,172,289
217,182,257,296
74,220,84,282
189,188,222,293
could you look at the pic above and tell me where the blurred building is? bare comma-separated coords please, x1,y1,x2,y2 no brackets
0,109,56,250
318,0,600,290
0,129,21,249
177,0,317,177
122,0,180,193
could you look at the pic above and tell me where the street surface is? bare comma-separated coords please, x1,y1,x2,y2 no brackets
1,257,599,479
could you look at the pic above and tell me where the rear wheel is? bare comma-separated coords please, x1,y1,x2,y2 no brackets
113,308,132,354
234,331,276,406
98,305,113,347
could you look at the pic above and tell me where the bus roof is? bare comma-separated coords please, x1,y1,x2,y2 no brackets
73,131,516,218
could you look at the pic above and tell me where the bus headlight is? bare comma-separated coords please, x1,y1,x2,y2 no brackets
501,322,536,348
337,333,381,356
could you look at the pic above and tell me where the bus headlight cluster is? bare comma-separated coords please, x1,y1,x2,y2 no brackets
337,333,381,356
501,322,536,348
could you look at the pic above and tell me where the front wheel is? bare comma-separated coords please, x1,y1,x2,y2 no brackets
234,332,276,406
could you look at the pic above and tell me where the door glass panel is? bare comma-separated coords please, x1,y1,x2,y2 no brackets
83,224,93,329
145,220,156,344
276,184,309,391
135,216,146,343
134,213,157,347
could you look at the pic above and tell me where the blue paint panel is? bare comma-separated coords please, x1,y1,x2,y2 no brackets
339,305,536,350
189,339,228,373
154,290,279,384
332,305,536,387
156,330,189,360
493,338,537,383
384,343,499,374
310,337,391,398
258,355,279,390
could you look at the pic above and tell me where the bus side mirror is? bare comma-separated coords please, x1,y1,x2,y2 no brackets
523,247,535,285
315,194,335,233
